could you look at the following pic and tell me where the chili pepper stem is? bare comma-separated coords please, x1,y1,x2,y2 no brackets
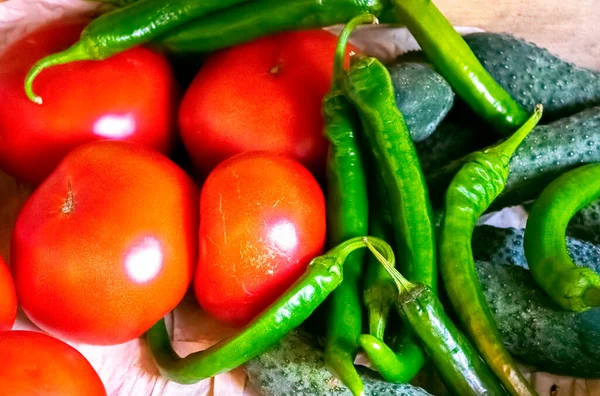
25,41,91,104
362,237,415,295
333,14,378,90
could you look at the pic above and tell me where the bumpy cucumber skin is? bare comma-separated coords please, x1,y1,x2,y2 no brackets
495,107,600,208
473,226,600,378
415,116,492,175
569,199,600,245
388,62,454,142
245,330,432,396
464,33,600,120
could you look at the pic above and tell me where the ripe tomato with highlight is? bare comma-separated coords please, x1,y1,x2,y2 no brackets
12,141,198,345
195,151,326,327
0,19,177,185
179,29,357,178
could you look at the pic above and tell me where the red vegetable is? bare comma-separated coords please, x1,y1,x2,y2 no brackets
179,30,355,178
0,330,106,395
12,141,198,345
0,19,177,185
195,151,326,326
0,256,17,331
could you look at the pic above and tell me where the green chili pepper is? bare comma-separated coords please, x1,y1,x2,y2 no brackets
364,239,508,396
24,0,251,104
322,15,372,396
160,0,388,54
524,163,600,312
439,105,543,396
147,236,393,385
337,13,437,384
390,0,528,135
90,0,390,54
362,178,396,340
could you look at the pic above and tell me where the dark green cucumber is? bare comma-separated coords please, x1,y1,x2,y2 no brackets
463,33,600,121
415,115,493,175
387,61,454,142
472,225,600,378
427,107,600,208
568,200,600,245
245,330,432,396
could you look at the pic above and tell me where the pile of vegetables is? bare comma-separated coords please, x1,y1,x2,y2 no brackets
0,0,599,394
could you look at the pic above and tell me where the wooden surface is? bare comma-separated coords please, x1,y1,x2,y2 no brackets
437,0,599,70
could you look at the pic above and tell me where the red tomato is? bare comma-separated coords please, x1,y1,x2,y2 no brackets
195,152,326,326
0,330,106,395
0,19,177,185
12,141,198,345
179,30,356,178
0,256,17,331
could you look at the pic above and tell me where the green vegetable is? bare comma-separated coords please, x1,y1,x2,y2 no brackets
524,164,600,311
340,14,437,383
569,199,600,245
245,330,433,396
439,107,542,396
389,0,529,135
464,33,600,121
365,240,507,396
415,115,493,175
472,225,600,378
387,61,454,142
159,0,389,54
427,106,600,209
25,0,251,104
323,16,372,396
146,236,393,384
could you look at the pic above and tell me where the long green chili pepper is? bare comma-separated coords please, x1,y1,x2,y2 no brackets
91,0,390,54
337,13,436,384
364,239,508,396
147,236,393,384
362,178,396,339
322,14,372,396
390,0,528,135
439,105,543,396
524,163,600,312
24,0,251,104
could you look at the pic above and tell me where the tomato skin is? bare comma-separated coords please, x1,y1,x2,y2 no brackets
0,19,177,185
179,30,355,178
0,256,17,331
195,151,326,326
0,330,106,395
12,141,198,345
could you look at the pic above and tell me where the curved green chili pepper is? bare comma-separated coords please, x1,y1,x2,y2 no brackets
24,0,251,104
322,14,373,396
439,105,543,396
147,236,393,385
390,0,528,135
524,163,600,312
364,239,508,396
337,14,437,384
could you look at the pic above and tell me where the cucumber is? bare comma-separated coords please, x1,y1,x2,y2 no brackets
473,225,600,378
245,330,432,396
427,107,600,208
568,200,600,245
415,115,492,175
388,61,454,142
463,33,600,121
